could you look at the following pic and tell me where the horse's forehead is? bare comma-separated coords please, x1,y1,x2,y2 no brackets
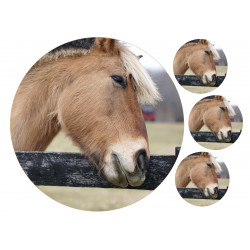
213,99,225,108
94,55,127,73
199,155,211,164
197,43,209,49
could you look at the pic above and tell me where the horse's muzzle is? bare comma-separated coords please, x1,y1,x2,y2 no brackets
205,186,218,199
218,130,232,142
204,74,216,86
135,149,149,173
102,149,148,188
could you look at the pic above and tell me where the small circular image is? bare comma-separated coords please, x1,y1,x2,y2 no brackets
175,152,229,206
173,39,227,94
10,37,184,211
189,95,243,150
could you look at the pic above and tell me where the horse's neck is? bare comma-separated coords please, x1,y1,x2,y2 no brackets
176,162,192,187
174,47,192,74
11,65,66,151
189,102,208,131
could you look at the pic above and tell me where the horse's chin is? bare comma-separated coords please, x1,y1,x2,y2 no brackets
218,138,231,143
102,168,146,188
207,81,216,87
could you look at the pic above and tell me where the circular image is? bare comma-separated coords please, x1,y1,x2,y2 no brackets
10,37,184,211
173,39,227,94
175,152,229,206
189,95,243,150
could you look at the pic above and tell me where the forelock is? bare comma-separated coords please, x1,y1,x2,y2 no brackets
223,97,236,116
118,44,161,105
207,41,221,60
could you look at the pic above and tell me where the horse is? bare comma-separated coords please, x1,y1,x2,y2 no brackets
175,152,222,199
10,38,161,188
189,95,236,142
173,39,221,86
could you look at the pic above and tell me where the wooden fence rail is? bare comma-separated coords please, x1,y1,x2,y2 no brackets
190,131,241,143
175,75,225,87
177,188,228,200
15,147,180,190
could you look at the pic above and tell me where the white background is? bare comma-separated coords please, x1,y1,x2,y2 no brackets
1,1,249,249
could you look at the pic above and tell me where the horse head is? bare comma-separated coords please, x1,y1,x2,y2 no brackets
204,96,235,142
190,152,222,199
187,39,220,86
57,38,161,187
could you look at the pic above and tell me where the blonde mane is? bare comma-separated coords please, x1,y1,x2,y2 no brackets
36,47,92,66
35,39,160,105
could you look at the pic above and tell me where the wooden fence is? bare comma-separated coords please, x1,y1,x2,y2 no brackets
15,146,228,199
15,147,180,190
175,75,225,87
190,131,241,143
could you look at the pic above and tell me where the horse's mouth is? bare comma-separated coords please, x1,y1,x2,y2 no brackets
205,188,218,199
217,131,231,143
106,154,146,188
204,75,216,86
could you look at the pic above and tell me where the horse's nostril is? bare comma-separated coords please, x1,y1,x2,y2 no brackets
214,187,218,194
228,130,232,138
212,74,216,82
135,149,148,171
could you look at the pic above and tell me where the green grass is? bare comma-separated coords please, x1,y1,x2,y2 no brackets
197,122,243,150
184,178,229,207
42,122,184,211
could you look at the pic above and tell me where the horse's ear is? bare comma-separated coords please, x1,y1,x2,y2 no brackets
199,39,208,45
95,38,119,55
214,95,223,101
201,152,209,157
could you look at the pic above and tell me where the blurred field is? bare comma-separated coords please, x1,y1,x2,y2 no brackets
197,122,243,150
183,66,227,93
41,122,184,211
184,178,229,206
39,186,152,211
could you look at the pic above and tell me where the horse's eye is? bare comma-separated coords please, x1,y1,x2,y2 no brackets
111,75,126,88
205,50,211,55
207,163,212,168
220,107,226,112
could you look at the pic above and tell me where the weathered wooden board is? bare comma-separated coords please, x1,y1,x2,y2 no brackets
177,188,228,200
190,131,241,143
175,75,225,87
15,147,180,190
